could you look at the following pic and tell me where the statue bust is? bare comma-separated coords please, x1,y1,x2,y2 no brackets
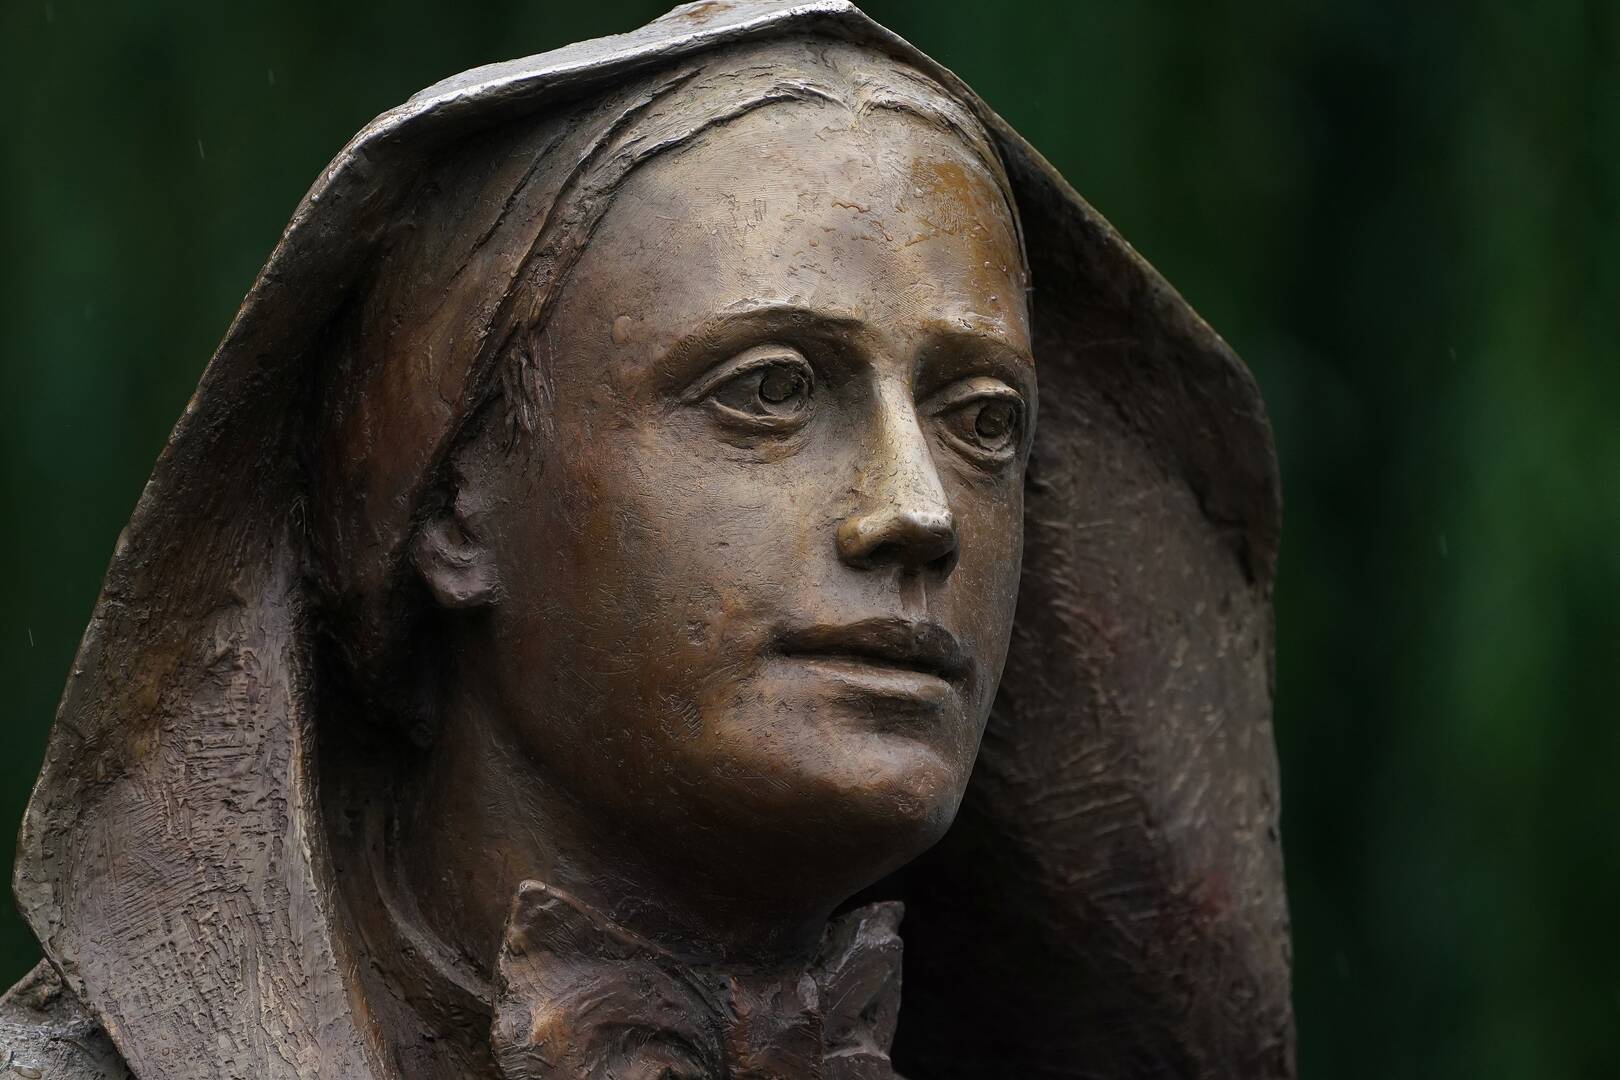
1,3,1293,1078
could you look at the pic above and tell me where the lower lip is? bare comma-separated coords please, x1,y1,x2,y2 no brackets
786,655,957,707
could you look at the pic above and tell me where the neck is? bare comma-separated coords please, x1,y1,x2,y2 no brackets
400,689,838,975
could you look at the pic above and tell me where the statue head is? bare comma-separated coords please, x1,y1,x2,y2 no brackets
14,5,1291,1078
333,40,1033,959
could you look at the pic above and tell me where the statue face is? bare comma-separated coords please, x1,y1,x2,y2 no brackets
464,102,1032,902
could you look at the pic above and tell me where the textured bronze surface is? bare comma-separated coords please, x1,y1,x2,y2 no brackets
6,3,1292,1077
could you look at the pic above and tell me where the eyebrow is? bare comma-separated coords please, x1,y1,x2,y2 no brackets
668,302,867,358
921,314,1033,364
664,301,1034,393
913,315,1036,402
658,302,871,386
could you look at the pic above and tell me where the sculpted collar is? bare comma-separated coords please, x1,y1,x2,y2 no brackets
491,882,904,1080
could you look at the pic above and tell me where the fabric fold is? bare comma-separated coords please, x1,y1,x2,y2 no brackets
492,881,904,1080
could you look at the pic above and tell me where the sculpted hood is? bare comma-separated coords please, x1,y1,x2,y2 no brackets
13,3,1290,1077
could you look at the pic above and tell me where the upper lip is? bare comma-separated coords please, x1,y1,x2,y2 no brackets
776,617,970,682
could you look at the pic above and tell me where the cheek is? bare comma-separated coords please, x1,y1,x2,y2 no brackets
956,468,1024,565
512,419,796,706
946,478,1025,662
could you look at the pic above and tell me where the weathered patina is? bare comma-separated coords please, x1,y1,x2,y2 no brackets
6,3,1291,1077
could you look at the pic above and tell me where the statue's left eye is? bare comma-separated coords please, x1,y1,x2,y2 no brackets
937,392,1023,459
706,357,814,423
969,399,1018,448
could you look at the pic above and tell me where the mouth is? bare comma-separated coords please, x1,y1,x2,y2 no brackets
775,617,970,689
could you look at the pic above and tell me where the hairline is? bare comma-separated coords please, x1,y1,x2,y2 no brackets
493,43,1027,445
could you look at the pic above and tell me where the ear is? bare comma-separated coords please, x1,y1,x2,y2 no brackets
411,491,502,610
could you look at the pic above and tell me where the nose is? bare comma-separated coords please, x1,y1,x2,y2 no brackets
836,382,959,578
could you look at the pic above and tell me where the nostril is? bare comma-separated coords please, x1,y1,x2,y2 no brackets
856,539,904,570
927,543,960,578
848,538,957,576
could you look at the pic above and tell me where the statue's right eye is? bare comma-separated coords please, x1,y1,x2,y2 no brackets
711,361,811,417
694,346,816,432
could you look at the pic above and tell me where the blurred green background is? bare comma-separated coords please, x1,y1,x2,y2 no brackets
2,1,1615,1076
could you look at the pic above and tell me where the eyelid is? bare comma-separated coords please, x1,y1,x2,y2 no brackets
679,343,813,404
924,375,1026,415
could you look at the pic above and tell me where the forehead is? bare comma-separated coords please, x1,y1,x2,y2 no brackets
558,102,1029,350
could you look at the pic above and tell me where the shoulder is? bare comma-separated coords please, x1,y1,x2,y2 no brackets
0,961,130,1080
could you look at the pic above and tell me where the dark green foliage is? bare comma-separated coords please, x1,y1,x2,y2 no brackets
1,1,1614,1075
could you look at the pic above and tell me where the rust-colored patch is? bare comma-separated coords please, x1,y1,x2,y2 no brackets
907,157,986,239
676,1,731,24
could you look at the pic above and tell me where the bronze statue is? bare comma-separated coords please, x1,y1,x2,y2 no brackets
1,3,1292,1077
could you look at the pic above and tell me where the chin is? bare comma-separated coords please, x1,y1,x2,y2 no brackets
782,733,970,859
671,688,980,883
